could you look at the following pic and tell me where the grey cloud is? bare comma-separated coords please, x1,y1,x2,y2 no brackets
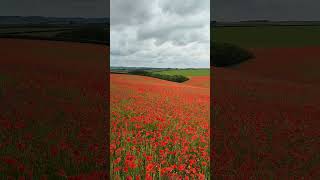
111,0,210,68
159,0,209,15
212,0,320,21
0,0,109,17
111,0,154,25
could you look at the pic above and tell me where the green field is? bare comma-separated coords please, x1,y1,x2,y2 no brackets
0,27,72,34
212,26,320,48
156,69,210,77
0,26,109,44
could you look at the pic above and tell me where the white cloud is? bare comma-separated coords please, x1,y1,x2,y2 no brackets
110,0,210,68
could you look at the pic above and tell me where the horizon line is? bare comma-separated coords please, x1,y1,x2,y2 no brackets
0,15,109,19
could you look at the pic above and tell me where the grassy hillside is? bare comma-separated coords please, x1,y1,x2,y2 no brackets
212,26,320,48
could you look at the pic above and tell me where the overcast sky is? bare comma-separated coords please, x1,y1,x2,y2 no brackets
212,0,320,21
110,0,210,68
0,0,109,18
1,0,319,20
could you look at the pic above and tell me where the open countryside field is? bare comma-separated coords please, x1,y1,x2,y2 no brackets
0,38,108,178
156,69,210,88
0,26,109,45
212,26,320,178
184,76,210,89
212,26,320,48
0,27,73,34
110,70,210,179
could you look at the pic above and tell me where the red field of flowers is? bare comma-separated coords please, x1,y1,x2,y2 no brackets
213,47,320,178
0,39,108,178
110,74,210,179
184,76,210,88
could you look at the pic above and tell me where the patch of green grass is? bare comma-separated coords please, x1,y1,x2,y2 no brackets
156,69,210,77
212,26,320,48
0,26,109,44
0,27,71,34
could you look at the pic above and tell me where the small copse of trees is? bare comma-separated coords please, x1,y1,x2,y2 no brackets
129,70,189,83
55,27,108,44
211,42,254,67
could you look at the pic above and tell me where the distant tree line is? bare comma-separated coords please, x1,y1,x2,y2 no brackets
0,26,109,45
211,42,254,67
55,27,108,44
128,70,189,83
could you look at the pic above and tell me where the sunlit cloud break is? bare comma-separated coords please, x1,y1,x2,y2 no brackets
110,0,210,68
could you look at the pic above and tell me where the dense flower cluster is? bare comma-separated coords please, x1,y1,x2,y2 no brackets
111,74,210,179
212,47,320,179
0,39,108,178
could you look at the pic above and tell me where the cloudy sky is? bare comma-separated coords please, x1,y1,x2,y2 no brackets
212,0,320,21
110,0,210,68
1,0,319,20
0,0,109,17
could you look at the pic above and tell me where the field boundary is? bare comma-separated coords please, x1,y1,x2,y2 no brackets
110,71,128,74
0,28,74,35
0,35,109,46
211,21,320,27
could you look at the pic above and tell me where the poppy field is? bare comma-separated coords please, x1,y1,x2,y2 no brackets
0,38,108,178
110,72,210,179
212,47,320,178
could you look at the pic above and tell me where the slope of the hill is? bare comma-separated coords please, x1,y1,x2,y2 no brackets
233,47,320,84
0,38,108,178
213,47,320,179
110,74,210,179
154,69,210,88
184,76,210,88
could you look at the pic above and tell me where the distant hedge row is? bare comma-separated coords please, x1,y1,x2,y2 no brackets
211,42,254,67
55,27,109,44
129,70,189,83
0,27,109,45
